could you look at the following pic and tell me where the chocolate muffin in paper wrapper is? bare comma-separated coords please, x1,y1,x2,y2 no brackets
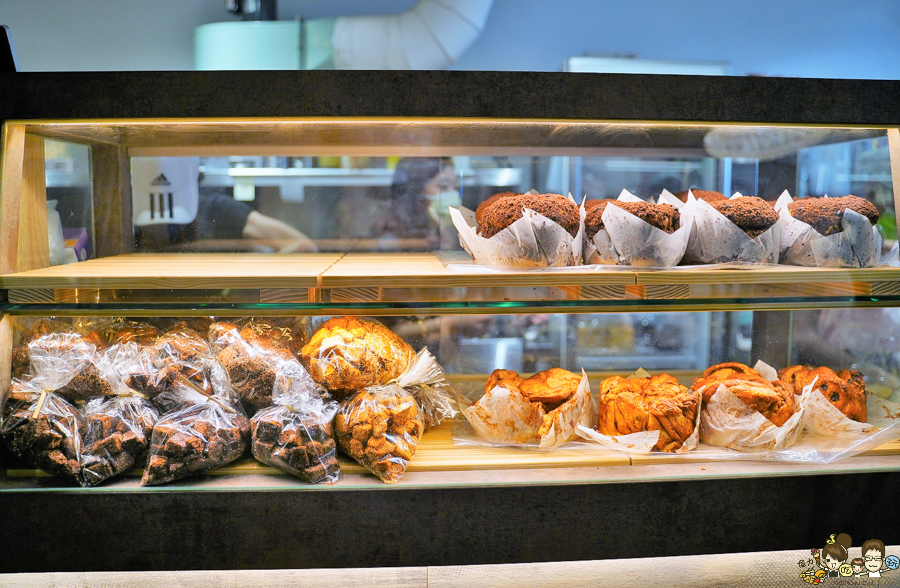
682,191,784,264
583,190,690,267
450,194,584,268
776,192,882,268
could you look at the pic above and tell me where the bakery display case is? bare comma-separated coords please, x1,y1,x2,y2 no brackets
1,71,900,572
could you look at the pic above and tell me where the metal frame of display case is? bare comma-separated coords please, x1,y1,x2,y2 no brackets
1,71,900,572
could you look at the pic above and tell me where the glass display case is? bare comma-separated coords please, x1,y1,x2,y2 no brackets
1,71,899,572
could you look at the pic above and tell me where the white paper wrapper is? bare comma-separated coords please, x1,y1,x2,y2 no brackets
777,192,883,268
682,192,783,264
576,367,701,454
583,190,691,267
657,189,685,210
462,370,594,449
699,360,803,451
450,199,583,268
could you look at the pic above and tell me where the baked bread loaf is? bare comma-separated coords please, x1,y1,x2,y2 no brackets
597,374,699,452
711,197,778,238
301,317,415,397
584,198,615,210
675,189,727,204
692,362,794,427
584,200,679,240
475,192,519,225
787,196,879,236
487,367,582,435
778,365,867,422
478,193,580,239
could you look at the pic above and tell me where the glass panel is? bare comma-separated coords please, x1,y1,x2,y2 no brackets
44,139,94,263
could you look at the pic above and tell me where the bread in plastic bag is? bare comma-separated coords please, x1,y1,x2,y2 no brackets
251,376,340,483
211,320,318,413
301,317,415,397
141,379,249,486
80,394,158,486
10,317,72,378
334,384,423,483
126,323,215,404
108,319,159,346
1,376,84,484
22,330,116,404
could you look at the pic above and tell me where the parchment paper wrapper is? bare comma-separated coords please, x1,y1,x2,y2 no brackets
775,192,883,268
462,370,594,449
699,360,807,451
450,198,584,267
574,367,701,454
583,190,691,267
682,191,783,264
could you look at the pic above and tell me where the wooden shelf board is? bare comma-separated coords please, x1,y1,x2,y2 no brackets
0,253,343,290
636,265,900,285
320,253,636,288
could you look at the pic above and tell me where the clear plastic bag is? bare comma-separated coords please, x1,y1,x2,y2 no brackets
301,317,416,398
250,377,340,483
107,319,159,346
25,331,116,405
211,320,319,413
1,376,84,484
126,323,215,405
334,384,423,483
10,317,72,378
141,384,250,486
80,394,159,486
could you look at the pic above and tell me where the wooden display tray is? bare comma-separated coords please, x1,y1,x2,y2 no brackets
7,421,900,482
3,252,900,308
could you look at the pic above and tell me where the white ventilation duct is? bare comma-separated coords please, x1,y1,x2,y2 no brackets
332,0,494,70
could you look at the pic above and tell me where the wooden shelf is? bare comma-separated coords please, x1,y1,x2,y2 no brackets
3,252,900,309
0,253,342,289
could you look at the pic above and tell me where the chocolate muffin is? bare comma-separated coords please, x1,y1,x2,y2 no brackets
584,198,615,210
711,197,778,238
674,189,727,204
787,196,879,236
475,192,519,225
479,193,580,239
584,200,680,240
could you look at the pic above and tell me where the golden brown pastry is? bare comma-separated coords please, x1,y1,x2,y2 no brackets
692,362,795,427
778,365,867,422
484,367,582,435
597,374,699,452
484,369,523,395
301,317,415,397
518,368,582,411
